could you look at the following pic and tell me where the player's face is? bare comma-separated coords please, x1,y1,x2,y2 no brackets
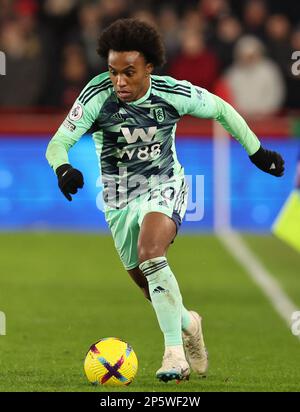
108,50,153,102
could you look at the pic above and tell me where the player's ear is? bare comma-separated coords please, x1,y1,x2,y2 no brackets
146,63,154,76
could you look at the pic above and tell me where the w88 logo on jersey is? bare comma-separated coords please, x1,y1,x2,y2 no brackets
116,142,161,161
136,143,161,160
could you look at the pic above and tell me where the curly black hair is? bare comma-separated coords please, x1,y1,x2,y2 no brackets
97,18,166,67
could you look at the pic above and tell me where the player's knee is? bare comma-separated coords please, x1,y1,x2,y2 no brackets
138,244,163,265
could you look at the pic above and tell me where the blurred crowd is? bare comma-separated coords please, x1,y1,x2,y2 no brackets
0,0,300,117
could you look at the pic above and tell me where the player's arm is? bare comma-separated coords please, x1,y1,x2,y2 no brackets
46,96,96,201
183,84,285,177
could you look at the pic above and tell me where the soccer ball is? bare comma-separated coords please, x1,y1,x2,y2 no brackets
84,337,138,386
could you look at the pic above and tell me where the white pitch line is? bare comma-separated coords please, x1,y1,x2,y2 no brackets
218,230,300,341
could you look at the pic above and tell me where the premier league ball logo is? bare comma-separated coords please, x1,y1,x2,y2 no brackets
69,103,83,121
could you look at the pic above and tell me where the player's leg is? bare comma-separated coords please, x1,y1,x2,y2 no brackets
127,267,151,300
127,266,192,331
128,264,208,378
137,173,208,378
127,239,172,301
137,211,191,381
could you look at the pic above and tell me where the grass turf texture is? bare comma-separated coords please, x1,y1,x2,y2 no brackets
0,233,300,392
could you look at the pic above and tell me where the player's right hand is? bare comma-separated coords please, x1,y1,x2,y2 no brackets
56,164,84,201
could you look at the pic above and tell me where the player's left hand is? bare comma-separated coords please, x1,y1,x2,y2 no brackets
249,146,285,177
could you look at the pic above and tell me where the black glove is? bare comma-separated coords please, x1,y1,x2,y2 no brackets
56,164,84,201
249,146,285,177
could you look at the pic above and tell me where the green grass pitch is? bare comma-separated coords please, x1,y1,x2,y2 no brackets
0,233,300,392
